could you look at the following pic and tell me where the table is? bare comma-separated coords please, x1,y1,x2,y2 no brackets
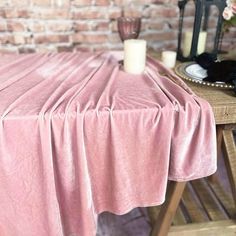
150,76,236,236
0,52,217,236
185,81,236,207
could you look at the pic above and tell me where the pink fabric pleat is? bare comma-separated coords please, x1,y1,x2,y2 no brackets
0,52,216,236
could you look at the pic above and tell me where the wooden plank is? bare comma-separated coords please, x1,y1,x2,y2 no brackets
172,202,187,226
168,219,236,236
181,182,209,223
147,206,160,226
207,177,235,218
191,179,228,221
150,181,186,236
222,128,236,208
147,203,187,227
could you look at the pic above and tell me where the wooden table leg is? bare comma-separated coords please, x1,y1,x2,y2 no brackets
208,125,224,183
222,128,236,208
150,181,186,236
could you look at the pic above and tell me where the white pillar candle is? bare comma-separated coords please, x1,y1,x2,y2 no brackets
124,39,147,74
182,31,207,57
57,0,62,6
197,31,207,54
161,51,177,69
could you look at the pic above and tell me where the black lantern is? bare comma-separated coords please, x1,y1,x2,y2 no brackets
177,0,226,61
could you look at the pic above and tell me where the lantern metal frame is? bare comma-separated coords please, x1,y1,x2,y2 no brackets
177,0,226,61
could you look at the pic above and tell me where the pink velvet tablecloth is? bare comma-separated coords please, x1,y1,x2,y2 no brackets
0,51,216,236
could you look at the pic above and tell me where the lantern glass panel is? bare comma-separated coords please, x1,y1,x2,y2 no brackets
205,5,220,52
177,0,225,61
180,1,209,58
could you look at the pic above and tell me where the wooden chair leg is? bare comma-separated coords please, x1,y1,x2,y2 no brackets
222,128,236,208
150,181,186,236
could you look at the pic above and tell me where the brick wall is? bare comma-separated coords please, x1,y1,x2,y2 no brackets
0,0,235,54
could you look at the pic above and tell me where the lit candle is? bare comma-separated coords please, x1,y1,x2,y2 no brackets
182,31,207,57
161,51,177,69
124,39,147,74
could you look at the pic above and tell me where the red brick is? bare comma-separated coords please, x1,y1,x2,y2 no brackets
0,9,6,18
33,35,46,44
34,34,69,44
72,33,84,42
0,47,18,54
4,8,18,18
0,1,234,55
17,10,30,18
168,19,179,29
73,0,93,6
95,0,110,6
32,0,51,6
111,20,118,32
128,0,156,4
141,31,177,42
142,6,151,18
72,8,108,20
11,0,30,6
57,45,74,52
226,29,236,38
19,47,36,53
25,34,34,44
52,0,70,7
36,46,57,53
28,22,45,32
208,18,218,28
124,7,143,18
144,21,164,30
108,44,123,51
93,45,109,51
0,23,7,32
30,9,69,20
149,6,179,18
73,22,91,31
0,34,14,44
152,0,171,3
91,21,109,30
0,1,8,7
109,0,155,6
52,35,70,43
13,35,25,45
7,21,25,32
113,0,126,5
163,41,178,50
182,18,195,29
183,4,195,17
72,33,108,43
108,34,121,43
74,45,92,52
2,8,29,18
47,22,73,32
108,7,122,19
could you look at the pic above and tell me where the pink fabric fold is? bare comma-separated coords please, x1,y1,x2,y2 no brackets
0,51,216,236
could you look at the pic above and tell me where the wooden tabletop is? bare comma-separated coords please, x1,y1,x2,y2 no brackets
185,81,236,125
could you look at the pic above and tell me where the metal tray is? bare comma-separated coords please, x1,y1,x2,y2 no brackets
175,62,235,89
